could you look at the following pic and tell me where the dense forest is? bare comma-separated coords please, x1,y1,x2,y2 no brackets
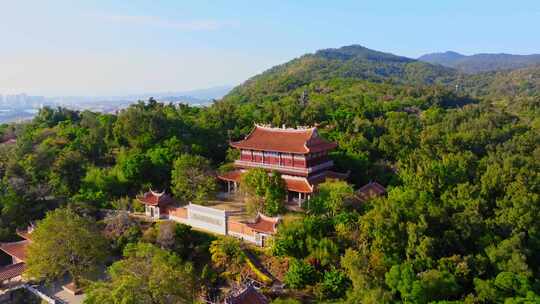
0,45,539,303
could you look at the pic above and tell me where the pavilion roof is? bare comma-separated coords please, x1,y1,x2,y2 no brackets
283,176,313,193
246,214,280,235
0,262,25,282
225,285,269,304
0,240,29,262
217,170,242,182
356,181,386,202
230,125,336,154
137,190,176,207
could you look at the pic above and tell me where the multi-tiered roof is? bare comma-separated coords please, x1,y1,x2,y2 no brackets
230,124,337,154
219,124,347,195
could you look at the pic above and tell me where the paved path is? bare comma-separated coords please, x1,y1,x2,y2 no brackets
52,288,85,304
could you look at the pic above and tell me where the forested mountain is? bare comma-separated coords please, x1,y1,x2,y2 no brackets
224,45,540,105
419,51,540,73
1,44,539,303
226,45,458,104
459,65,540,98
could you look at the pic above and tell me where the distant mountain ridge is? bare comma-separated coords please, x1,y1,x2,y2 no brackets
227,45,459,103
418,51,540,73
223,45,540,104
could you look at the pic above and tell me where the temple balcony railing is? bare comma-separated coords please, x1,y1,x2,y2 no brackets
234,160,333,175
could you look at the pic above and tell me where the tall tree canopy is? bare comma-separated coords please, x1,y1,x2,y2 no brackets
24,208,108,286
84,242,196,304
171,154,217,204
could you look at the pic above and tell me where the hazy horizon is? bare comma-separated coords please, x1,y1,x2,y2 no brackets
2,0,539,96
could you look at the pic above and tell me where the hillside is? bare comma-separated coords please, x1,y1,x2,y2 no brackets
419,51,540,73
458,65,540,98
223,45,540,106
1,44,539,304
225,45,459,103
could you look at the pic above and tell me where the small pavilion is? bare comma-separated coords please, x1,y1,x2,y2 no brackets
137,190,177,220
356,181,387,202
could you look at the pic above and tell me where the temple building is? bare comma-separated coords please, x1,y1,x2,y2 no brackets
218,124,347,206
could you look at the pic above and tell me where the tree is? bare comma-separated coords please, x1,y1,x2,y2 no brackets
241,169,286,216
24,208,108,286
156,221,177,250
103,213,141,253
306,179,354,216
117,150,152,188
209,237,245,275
171,154,217,204
306,237,339,267
49,150,87,196
315,268,351,300
265,171,287,215
84,243,196,304
284,258,318,289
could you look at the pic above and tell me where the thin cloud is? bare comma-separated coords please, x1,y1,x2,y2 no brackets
92,13,231,31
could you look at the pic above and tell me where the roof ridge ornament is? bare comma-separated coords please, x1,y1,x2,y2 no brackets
150,189,165,197
255,123,316,132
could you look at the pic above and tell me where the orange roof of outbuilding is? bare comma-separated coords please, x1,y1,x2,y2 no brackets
217,170,243,182
230,125,336,154
0,262,25,281
246,214,280,235
137,190,176,206
283,176,313,193
0,240,29,262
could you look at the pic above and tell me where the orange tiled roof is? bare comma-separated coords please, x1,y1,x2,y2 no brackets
246,214,280,235
357,181,386,202
0,240,29,262
137,190,176,206
218,171,315,193
226,285,269,304
217,170,243,182
283,176,313,193
230,125,336,154
0,262,25,281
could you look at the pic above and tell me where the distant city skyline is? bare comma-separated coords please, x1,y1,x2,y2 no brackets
1,0,539,96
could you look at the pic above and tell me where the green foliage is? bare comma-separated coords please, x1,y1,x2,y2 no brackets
103,213,142,254
24,208,108,285
209,236,245,275
1,44,540,302
84,242,196,304
272,216,333,258
284,259,318,289
386,263,462,304
246,255,273,284
171,154,217,204
305,180,354,216
315,268,351,300
241,169,286,216
306,237,339,267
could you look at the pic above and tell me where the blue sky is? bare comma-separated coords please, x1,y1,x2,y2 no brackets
1,0,539,96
